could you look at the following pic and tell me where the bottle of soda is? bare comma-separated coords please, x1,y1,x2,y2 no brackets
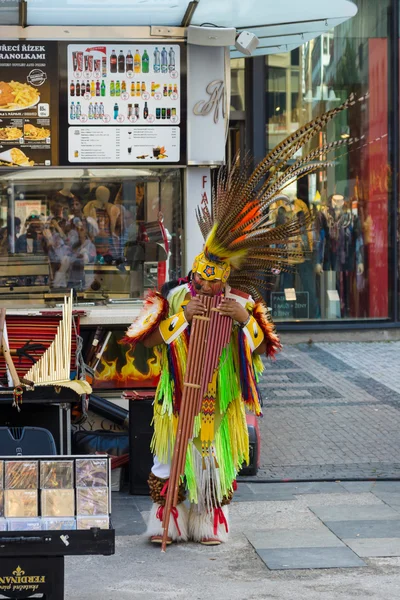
86,80,90,94
118,50,125,73
168,84,172,96
110,80,115,97
134,49,141,73
70,101,75,119
130,82,135,96
153,47,160,73
101,80,106,96
136,81,140,96
142,49,149,74
70,80,75,96
168,47,175,72
163,84,167,97
121,80,126,93
81,83,86,97
126,50,133,72
116,80,121,97
102,56,107,77
141,81,146,94
143,101,148,119
96,80,100,96
161,47,168,73
110,49,117,73
90,80,95,96
76,81,80,96
114,103,119,119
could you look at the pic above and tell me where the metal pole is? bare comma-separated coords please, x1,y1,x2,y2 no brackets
388,0,399,323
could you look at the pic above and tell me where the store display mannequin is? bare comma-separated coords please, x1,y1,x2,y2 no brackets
316,193,364,317
83,186,121,258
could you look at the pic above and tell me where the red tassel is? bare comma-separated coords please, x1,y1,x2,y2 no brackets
160,481,169,497
213,507,228,536
156,504,181,536
233,480,238,491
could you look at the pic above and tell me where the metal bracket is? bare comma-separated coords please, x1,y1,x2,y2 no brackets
150,26,185,38
19,0,27,28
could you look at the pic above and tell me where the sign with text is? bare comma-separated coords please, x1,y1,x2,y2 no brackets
187,45,227,164
65,43,182,164
0,41,58,166
271,291,309,319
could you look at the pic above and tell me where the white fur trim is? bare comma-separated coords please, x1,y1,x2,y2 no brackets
188,504,229,543
146,503,189,542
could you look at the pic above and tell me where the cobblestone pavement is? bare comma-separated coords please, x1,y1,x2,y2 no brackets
256,342,400,480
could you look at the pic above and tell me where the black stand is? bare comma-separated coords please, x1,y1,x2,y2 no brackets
0,555,64,599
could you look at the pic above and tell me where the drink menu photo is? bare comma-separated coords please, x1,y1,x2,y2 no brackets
67,43,181,163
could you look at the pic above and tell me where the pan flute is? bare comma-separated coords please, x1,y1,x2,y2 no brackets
161,294,234,551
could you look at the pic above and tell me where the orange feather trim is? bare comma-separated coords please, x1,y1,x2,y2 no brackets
252,301,282,359
120,290,169,346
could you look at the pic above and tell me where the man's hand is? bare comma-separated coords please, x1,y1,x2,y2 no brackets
184,297,207,323
218,298,249,324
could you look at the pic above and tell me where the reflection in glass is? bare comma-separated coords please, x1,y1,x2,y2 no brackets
0,169,182,305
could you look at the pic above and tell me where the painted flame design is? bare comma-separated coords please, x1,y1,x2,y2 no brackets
95,346,161,387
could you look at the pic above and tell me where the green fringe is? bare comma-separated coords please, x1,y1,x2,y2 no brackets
184,443,198,504
253,353,264,383
218,342,240,414
215,414,236,496
155,345,173,416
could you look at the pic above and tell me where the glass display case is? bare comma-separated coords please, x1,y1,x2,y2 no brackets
0,167,183,306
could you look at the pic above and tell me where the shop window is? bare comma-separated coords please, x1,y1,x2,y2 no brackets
265,0,390,321
0,168,182,305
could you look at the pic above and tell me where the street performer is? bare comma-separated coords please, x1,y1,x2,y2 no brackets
123,95,362,546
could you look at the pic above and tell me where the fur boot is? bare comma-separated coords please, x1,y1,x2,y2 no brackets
146,502,189,543
188,504,229,545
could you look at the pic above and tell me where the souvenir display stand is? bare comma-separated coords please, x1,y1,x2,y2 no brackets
0,455,115,600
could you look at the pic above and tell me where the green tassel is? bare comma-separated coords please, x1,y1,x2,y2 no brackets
215,415,236,496
218,343,240,414
184,443,198,504
253,353,264,383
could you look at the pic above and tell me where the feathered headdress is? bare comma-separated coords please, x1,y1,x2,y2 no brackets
195,93,372,299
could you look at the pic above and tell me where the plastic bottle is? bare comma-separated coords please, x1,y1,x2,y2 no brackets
110,49,117,73
110,80,115,97
142,49,149,74
168,47,175,72
70,102,75,119
76,102,81,118
153,47,160,73
134,49,141,73
116,80,121,97
161,47,168,73
143,101,148,119
126,50,133,72
101,80,106,96
96,80,100,96
88,102,93,119
114,103,119,119
118,50,125,73
90,80,95,96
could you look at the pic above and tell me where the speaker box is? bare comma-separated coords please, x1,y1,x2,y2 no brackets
128,398,154,495
187,25,236,47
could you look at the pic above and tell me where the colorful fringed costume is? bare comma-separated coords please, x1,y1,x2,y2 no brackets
124,94,368,545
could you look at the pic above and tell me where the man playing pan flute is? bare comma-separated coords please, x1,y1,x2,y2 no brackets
123,96,359,546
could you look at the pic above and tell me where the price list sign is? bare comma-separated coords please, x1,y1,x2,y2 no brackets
66,43,181,164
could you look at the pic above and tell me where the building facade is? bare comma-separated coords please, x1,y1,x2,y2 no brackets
231,0,399,328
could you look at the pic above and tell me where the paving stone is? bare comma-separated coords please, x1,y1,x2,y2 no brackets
371,491,400,510
248,482,346,496
340,482,378,493
256,547,366,570
325,519,400,539
246,527,344,549
343,537,400,557
310,504,400,522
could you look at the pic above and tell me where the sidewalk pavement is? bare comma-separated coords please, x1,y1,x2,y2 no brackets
258,342,400,479
65,341,400,598
65,483,400,599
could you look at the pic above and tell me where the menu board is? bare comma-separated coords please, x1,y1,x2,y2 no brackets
66,43,181,163
0,42,58,167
